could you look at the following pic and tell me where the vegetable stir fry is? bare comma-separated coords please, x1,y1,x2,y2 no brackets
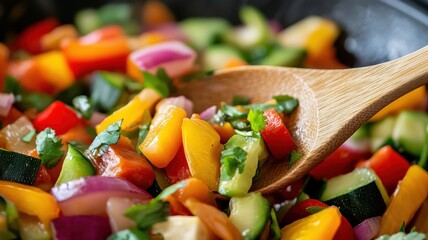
0,2,427,240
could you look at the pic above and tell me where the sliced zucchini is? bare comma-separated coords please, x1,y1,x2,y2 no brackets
90,71,125,112
229,192,270,240
369,116,397,152
55,144,95,186
392,111,428,157
180,18,230,49
218,133,268,197
203,45,243,71
320,168,389,226
0,149,41,185
259,46,306,67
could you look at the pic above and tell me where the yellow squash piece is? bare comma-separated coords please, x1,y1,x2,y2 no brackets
96,88,161,133
139,104,186,168
280,206,341,240
379,165,428,235
0,180,60,227
182,117,222,191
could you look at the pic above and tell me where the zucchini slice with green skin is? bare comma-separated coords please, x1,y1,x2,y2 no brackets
229,192,270,240
320,168,389,226
369,116,397,152
259,47,306,67
90,71,125,112
218,133,268,197
203,45,244,71
180,18,231,49
0,149,41,185
55,144,95,186
392,111,428,157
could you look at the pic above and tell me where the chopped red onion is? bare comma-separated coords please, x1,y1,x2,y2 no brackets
51,176,152,216
354,216,381,240
200,105,217,120
0,93,15,117
89,111,107,127
52,215,112,240
269,20,283,34
129,41,196,78
159,96,193,117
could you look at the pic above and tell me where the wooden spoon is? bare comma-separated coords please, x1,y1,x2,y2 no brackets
177,46,428,194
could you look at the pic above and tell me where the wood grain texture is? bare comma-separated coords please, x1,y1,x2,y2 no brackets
177,46,428,194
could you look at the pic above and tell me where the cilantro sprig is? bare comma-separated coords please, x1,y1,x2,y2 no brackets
142,69,175,98
35,128,64,168
247,108,266,132
220,146,248,180
86,119,123,158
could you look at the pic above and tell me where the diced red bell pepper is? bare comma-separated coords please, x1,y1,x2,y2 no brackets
356,145,410,193
12,18,59,54
310,145,368,180
33,101,81,135
260,108,295,159
61,37,131,77
79,25,125,45
283,199,356,240
165,145,192,184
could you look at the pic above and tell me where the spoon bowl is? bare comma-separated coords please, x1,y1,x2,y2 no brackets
177,46,428,194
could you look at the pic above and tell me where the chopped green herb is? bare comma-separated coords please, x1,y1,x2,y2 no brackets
305,206,326,214
288,150,303,168
156,180,188,200
0,194,19,237
72,95,94,120
124,78,144,93
220,146,248,179
87,119,122,158
4,76,22,96
107,228,150,240
35,128,64,168
270,209,282,240
247,108,266,132
376,231,426,240
273,95,299,114
142,71,170,98
21,129,36,143
125,199,170,230
232,95,251,106
16,92,54,112
399,222,406,232
156,68,176,93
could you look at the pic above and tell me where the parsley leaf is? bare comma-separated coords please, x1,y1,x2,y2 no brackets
87,119,123,158
288,150,303,168
125,199,170,230
72,95,94,120
232,95,251,106
273,95,299,114
220,146,248,180
156,68,176,93
155,180,188,200
35,128,64,168
4,76,22,96
213,103,250,130
21,129,36,143
247,108,266,132
376,231,426,240
143,70,173,98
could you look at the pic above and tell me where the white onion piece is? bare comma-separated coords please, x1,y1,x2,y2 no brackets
51,176,152,216
200,105,217,120
354,216,381,240
106,197,148,233
129,41,196,78
157,96,193,117
0,93,15,117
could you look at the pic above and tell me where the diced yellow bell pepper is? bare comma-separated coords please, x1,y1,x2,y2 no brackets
182,116,222,191
379,165,428,235
280,206,341,240
139,104,186,168
0,180,59,227
96,88,161,133
370,87,426,121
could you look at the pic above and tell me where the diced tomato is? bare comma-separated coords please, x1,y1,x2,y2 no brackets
356,145,410,193
310,145,367,180
261,108,295,159
33,101,81,135
165,145,192,184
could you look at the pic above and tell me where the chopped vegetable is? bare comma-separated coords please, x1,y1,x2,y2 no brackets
0,149,41,185
35,128,64,168
87,119,122,158
33,101,81,135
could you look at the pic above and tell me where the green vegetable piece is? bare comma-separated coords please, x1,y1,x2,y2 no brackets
418,125,428,171
98,3,131,24
90,71,125,112
247,108,266,132
21,129,36,143
270,209,282,240
155,180,188,200
232,95,251,106
17,92,54,112
305,206,326,214
376,231,427,240
288,150,303,168
156,68,176,93
72,95,94,120
4,76,22,96
55,144,95,186
125,199,169,231
180,18,230,49
0,149,41,185
260,47,306,67
0,195,19,239
55,82,89,106
142,71,169,98
74,9,102,35
392,111,428,157
108,228,150,240
86,119,122,158
36,128,64,169
221,146,248,180
203,45,243,71
273,95,299,114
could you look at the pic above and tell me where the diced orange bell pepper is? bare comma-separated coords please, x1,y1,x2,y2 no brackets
183,198,243,240
8,60,56,94
379,165,428,235
41,24,78,51
59,124,94,146
213,122,236,144
33,51,75,92
62,37,131,77
96,88,161,133
182,117,222,191
0,180,60,227
370,86,426,122
281,206,342,240
139,104,187,168
94,144,155,189
223,58,248,69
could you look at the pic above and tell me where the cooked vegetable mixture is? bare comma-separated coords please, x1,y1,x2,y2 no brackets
0,2,427,240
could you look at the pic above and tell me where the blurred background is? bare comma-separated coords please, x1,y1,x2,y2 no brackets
1,0,427,67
